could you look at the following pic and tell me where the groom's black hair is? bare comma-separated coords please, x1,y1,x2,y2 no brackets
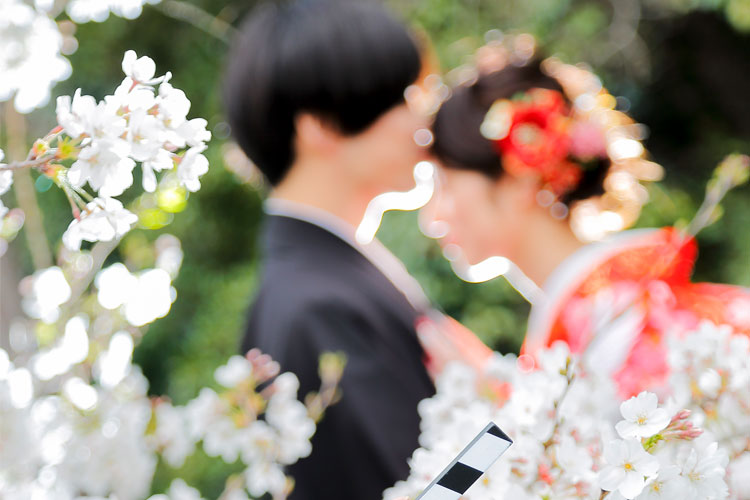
223,0,422,186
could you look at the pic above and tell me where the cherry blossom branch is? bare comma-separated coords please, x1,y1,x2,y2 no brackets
601,0,641,59
0,157,52,171
55,237,123,331
305,352,346,423
687,154,750,237
541,357,577,449
3,104,53,269
216,475,246,500
69,238,121,305
151,0,238,43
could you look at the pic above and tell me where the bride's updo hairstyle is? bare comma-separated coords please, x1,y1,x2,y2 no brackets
431,35,663,242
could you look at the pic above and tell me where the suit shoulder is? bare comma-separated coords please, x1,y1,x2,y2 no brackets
242,279,372,352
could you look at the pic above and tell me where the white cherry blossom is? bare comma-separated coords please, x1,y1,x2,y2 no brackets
32,315,89,380
68,139,135,197
89,100,129,140
237,420,277,465
184,387,226,441
96,331,134,388
214,355,253,388
66,0,114,23
111,0,162,20
0,0,72,113
122,49,158,84
56,89,98,139
616,391,671,439
1,150,13,194
152,403,195,468
122,269,174,326
177,146,209,192
636,465,683,500
203,416,244,463
148,479,205,500
0,149,11,218
157,80,191,129
95,263,175,326
727,452,750,498
244,461,288,499
556,434,595,482
142,149,174,192
56,373,156,499
675,438,729,500
96,263,138,310
62,197,138,250
21,266,72,323
176,118,212,149
127,109,165,161
105,77,157,112
66,0,162,24
599,439,660,498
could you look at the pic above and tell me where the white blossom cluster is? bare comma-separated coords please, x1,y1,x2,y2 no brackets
2,319,321,499
151,355,318,499
0,0,72,113
3,238,173,498
668,322,750,499
0,149,12,218
95,262,175,327
6,237,328,499
21,235,178,327
55,50,210,250
64,0,161,23
0,350,157,500
3,194,336,500
386,331,745,500
0,0,165,113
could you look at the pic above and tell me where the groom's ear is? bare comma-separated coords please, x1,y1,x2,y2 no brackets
294,113,340,156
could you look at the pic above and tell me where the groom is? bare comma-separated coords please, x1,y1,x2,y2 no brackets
224,1,436,498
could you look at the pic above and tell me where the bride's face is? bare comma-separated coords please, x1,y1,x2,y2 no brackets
422,165,533,265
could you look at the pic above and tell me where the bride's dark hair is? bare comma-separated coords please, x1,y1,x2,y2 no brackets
431,60,609,206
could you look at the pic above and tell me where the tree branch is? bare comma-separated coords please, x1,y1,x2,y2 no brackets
151,0,238,44
2,105,53,270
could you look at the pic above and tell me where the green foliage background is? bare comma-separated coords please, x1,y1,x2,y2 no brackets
7,0,750,496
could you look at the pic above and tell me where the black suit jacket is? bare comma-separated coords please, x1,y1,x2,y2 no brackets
242,215,435,500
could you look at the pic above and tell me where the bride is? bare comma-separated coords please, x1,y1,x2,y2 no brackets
420,37,750,397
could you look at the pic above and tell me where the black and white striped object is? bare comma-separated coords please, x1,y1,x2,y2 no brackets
415,422,512,500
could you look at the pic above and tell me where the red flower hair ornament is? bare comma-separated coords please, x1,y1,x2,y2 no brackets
480,88,607,197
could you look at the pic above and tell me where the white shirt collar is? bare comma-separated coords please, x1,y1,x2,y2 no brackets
264,198,358,247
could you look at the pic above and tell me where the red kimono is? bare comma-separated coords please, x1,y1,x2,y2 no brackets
523,227,750,397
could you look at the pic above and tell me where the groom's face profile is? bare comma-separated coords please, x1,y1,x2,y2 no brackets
294,98,428,195
338,102,429,194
